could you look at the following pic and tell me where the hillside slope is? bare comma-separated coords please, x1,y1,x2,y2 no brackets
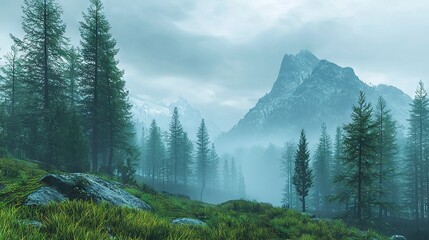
0,158,385,240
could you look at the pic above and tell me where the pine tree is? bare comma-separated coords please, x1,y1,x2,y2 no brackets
237,165,246,198
147,120,163,187
80,0,133,174
313,123,332,212
196,119,210,201
231,158,238,196
331,126,346,212
405,81,429,233
168,107,184,185
281,142,296,208
139,125,149,178
374,96,397,221
180,132,193,186
207,143,220,189
0,45,23,156
292,129,313,212
223,158,231,193
340,91,377,226
12,0,69,164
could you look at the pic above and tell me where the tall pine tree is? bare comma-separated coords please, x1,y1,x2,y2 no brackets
168,107,184,185
12,0,69,165
313,123,332,212
196,119,210,201
405,81,429,234
340,91,377,226
281,142,296,208
292,129,313,212
374,96,397,221
80,0,133,174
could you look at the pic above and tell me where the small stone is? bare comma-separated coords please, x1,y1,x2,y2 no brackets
171,218,207,226
17,220,43,229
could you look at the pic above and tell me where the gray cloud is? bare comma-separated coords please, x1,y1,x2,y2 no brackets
1,0,428,131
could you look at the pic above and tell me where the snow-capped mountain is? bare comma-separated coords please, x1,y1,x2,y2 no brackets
218,50,412,148
131,96,221,140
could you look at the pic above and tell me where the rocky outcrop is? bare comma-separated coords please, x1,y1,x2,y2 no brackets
25,173,151,210
25,187,67,206
171,218,207,226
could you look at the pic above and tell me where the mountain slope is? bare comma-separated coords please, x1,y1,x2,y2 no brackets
219,51,412,147
131,96,221,140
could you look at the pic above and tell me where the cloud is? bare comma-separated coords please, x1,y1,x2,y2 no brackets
1,0,429,131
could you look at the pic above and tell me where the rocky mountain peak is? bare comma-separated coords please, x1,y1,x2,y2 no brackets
270,51,320,98
218,50,412,149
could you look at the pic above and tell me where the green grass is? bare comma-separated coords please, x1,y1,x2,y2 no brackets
0,158,386,239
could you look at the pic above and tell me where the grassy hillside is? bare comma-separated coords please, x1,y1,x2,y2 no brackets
0,158,385,240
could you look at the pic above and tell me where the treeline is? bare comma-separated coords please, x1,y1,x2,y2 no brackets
0,0,135,181
137,108,245,201
282,83,429,237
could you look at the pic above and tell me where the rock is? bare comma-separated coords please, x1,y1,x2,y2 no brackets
17,220,43,229
36,173,151,210
390,235,406,240
25,187,67,206
171,218,207,226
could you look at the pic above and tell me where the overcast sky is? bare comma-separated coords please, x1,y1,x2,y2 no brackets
1,0,428,131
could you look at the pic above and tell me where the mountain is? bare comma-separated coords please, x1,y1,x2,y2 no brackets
130,96,221,140
218,50,412,147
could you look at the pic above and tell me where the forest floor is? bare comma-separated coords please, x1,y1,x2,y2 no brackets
0,158,386,240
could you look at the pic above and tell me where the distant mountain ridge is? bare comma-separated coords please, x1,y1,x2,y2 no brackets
130,96,221,140
218,50,412,147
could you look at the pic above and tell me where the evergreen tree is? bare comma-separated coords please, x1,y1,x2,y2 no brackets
313,123,332,212
281,142,296,208
223,158,231,193
139,125,149,177
147,120,163,187
405,81,429,233
180,132,193,186
231,158,238,195
196,119,210,201
168,107,184,185
331,126,346,212
12,0,69,164
0,45,23,156
207,143,220,189
80,0,133,174
340,91,377,226
237,166,246,198
374,96,397,221
292,129,313,212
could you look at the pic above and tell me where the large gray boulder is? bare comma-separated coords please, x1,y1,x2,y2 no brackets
171,218,207,226
25,173,151,210
25,187,67,206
